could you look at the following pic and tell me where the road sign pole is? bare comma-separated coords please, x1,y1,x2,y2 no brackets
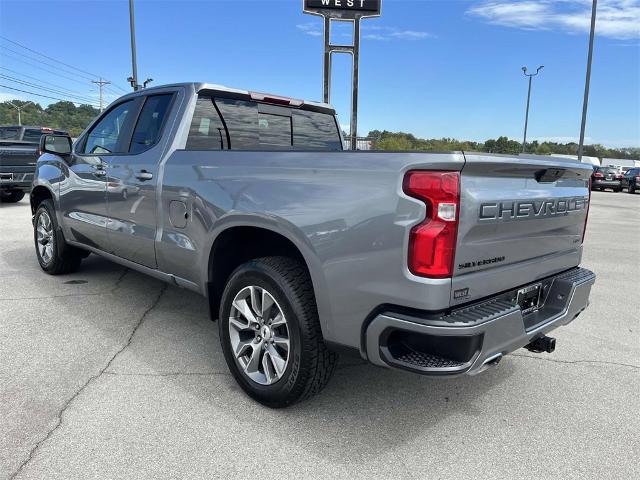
323,16,331,103
351,19,360,151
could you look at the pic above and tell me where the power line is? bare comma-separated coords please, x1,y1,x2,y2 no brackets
0,74,98,104
0,35,100,79
0,36,130,93
0,84,100,107
1,50,93,87
0,66,90,96
0,45,96,82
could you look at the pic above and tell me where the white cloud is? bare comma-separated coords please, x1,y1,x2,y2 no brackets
296,23,322,37
468,0,640,40
297,22,433,41
0,91,27,102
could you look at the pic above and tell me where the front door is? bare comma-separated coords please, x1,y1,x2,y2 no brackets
60,99,138,251
105,93,175,268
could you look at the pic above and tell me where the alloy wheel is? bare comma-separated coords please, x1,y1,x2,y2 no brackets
228,285,290,386
36,211,55,264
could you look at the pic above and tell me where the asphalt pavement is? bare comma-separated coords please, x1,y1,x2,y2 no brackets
1,190,638,480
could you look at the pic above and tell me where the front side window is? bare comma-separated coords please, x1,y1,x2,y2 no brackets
129,94,173,154
82,100,134,154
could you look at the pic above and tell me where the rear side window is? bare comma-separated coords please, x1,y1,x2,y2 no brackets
129,94,173,154
22,129,44,142
293,110,341,150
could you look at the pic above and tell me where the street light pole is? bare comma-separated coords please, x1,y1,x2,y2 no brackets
578,0,597,161
128,0,139,91
7,100,33,126
521,65,544,153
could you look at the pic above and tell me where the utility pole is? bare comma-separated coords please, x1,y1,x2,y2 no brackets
578,0,597,161
128,0,139,91
7,100,33,126
92,78,111,112
521,65,544,153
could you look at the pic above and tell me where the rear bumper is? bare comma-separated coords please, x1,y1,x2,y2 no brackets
592,179,621,188
0,167,33,192
364,267,596,376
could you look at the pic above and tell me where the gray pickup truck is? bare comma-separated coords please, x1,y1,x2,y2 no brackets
32,83,596,407
0,125,69,203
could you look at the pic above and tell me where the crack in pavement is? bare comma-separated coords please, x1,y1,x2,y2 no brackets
8,282,168,480
102,371,230,377
512,353,639,370
1,268,130,302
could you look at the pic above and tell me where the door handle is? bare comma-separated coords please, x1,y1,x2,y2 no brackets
93,164,107,177
135,170,153,181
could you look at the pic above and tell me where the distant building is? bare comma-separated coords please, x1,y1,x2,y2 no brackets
550,154,600,166
602,158,640,170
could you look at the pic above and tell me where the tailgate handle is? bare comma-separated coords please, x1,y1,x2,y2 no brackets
535,168,566,183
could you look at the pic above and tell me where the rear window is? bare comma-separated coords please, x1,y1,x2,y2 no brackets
0,127,21,140
22,129,46,142
186,95,340,151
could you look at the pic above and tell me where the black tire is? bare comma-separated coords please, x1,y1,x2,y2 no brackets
219,256,337,408
33,199,84,274
0,190,25,203
629,184,636,194
615,187,622,193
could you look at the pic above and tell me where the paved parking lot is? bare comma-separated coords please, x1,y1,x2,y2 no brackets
1,191,638,480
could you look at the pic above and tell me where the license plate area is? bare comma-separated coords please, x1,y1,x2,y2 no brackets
517,283,542,315
0,173,14,182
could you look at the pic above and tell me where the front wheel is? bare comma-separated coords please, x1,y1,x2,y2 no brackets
629,184,636,194
34,200,84,274
219,256,337,408
0,190,25,203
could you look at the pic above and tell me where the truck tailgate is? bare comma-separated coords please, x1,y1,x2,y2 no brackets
0,141,39,167
451,153,591,305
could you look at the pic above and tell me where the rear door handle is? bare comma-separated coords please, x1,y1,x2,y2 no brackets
135,170,153,181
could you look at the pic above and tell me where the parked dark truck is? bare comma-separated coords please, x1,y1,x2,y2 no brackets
0,125,69,203
31,83,596,407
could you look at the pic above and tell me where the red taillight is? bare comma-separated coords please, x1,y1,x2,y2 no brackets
593,172,603,178
403,171,460,278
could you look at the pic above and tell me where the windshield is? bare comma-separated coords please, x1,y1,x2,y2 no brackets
0,127,21,140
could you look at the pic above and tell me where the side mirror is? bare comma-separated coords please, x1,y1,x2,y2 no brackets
39,134,72,156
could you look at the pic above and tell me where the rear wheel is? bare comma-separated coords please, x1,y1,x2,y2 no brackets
219,256,337,408
0,190,25,203
34,200,84,274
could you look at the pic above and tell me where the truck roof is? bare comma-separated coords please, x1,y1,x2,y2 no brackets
123,82,336,114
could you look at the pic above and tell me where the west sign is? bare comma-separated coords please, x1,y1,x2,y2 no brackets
303,0,381,18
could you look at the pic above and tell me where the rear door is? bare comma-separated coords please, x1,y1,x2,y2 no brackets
105,92,175,268
451,153,591,305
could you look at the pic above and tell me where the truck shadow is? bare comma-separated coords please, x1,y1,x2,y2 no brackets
6,246,515,461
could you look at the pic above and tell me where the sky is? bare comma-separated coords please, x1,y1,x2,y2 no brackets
0,0,638,147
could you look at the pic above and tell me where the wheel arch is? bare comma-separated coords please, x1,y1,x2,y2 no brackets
204,220,333,340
